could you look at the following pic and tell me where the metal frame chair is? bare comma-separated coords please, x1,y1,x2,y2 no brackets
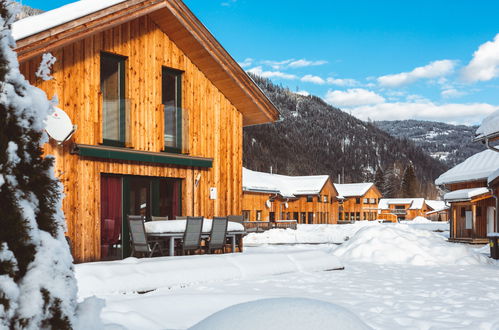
178,216,204,255
151,216,169,221
228,215,244,223
206,217,228,254
128,215,164,257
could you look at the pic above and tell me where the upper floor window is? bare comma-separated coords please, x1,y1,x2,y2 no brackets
162,67,183,153
356,198,361,204
323,195,328,203
307,196,313,203
101,52,127,146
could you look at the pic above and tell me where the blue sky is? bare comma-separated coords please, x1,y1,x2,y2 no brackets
20,0,499,125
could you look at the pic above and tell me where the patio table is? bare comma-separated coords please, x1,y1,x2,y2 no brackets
144,219,246,256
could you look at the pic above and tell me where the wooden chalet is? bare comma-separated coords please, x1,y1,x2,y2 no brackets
13,0,279,262
378,198,430,221
242,168,338,224
435,150,499,244
425,200,449,222
334,183,382,221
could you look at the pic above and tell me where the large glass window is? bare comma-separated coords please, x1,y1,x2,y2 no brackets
101,53,126,146
162,67,183,153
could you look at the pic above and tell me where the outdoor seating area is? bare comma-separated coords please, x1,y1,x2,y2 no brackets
127,215,246,258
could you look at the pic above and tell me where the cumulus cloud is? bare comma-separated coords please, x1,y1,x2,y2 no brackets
221,0,236,6
325,88,385,107
247,66,297,80
349,101,498,125
441,88,466,99
238,58,253,68
326,77,358,87
288,59,328,68
378,60,457,87
461,34,499,83
301,75,326,84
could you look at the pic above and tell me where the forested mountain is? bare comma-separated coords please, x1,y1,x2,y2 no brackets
16,5,43,21
374,120,486,167
244,75,448,198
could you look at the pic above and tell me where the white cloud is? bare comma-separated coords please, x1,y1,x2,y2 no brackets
325,88,385,107
238,58,253,68
461,34,499,83
326,77,358,87
288,59,328,68
261,59,293,70
378,60,457,87
221,0,236,6
301,74,326,85
441,88,466,99
349,101,499,125
247,66,297,80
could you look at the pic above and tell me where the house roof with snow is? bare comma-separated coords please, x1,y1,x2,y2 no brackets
424,200,448,212
243,168,331,198
333,183,375,198
12,0,279,126
435,149,499,185
378,198,426,210
475,109,499,142
443,187,490,202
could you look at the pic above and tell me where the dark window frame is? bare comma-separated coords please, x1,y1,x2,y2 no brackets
101,52,127,147
162,66,184,154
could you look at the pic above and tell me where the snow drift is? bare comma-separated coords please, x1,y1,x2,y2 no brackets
333,225,490,266
190,297,372,330
76,251,343,298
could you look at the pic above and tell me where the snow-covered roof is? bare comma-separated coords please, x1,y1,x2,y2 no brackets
475,109,499,141
424,200,448,212
333,183,374,198
243,168,330,198
12,0,127,41
443,187,490,202
488,167,499,185
378,198,426,210
435,149,499,185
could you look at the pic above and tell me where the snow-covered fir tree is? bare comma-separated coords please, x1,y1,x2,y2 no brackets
0,1,77,328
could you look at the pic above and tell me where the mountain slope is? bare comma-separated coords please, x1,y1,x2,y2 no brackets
243,76,448,197
374,120,486,167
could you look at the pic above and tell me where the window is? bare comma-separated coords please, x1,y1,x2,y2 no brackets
293,212,299,220
318,194,321,203
339,212,343,220
356,198,361,204
370,198,376,204
101,52,127,146
476,206,482,217
300,212,306,223
307,212,314,224
363,198,368,204
242,210,250,221
269,212,275,221
345,212,349,220
162,67,183,153
256,210,262,221
461,207,466,218
323,195,328,203
356,212,360,220
307,196,313,202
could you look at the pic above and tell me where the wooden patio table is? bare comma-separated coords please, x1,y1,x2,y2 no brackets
144,219,246,256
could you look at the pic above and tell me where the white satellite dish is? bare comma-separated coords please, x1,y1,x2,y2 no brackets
265,200,272,209
45,107,77,144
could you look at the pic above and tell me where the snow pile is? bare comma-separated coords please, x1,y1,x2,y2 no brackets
76,251,343,298
191,297,371,330
244,223,380,245
410,216,432,223
333,225,490,266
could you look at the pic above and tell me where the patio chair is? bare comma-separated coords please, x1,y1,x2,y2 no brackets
177,216,204,255
128,215,164,258
151,216,168,221
205,217,228,254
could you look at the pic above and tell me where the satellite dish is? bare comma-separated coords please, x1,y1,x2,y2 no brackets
45,107,77,144
265,200,272,209
284,202,289,209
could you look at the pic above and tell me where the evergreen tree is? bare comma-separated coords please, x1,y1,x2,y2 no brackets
400,163,418,198
374,167,384,195
383,165,400,198
0,2,76,328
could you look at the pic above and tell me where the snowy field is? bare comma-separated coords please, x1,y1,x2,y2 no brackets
75,222,499,329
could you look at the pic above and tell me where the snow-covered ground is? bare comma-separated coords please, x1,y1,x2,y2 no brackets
76,222,499,329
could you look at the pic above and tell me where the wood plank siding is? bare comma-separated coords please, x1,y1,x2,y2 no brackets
339,186,382,221
19,15,250,262
242,181,338,224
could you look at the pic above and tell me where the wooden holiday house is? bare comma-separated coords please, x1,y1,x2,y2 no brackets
334,183,382,221
435,150,499,243
377,198,430,221
242,168,338,224
12,0,279,262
